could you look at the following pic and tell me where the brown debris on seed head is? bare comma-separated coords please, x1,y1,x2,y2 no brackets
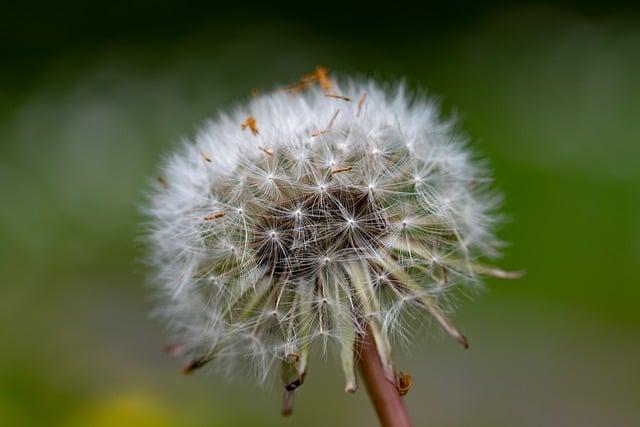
396,371,412,396
203,211,225,221
156,176,168,189
330,166,352,175
182,357,210,375
325,93,351,102
241,116,259,136
311,109,341,137
312,66,332,93
258,146,274,156
201,151,212,162
283,66,349,101
357,93,367,116
284,66,332,94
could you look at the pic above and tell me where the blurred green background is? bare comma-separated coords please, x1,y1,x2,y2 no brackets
1,2,639,426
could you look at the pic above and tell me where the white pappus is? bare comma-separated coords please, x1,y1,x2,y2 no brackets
144,71,518,402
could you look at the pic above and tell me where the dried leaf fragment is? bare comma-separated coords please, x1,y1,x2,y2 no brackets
396,371,412,396
241,116,259,136
258,146,274,156
156,176,168,189
203,211,225,220
325,93,351,101
357,92,367,116
330,166,352,175
201,151,212,162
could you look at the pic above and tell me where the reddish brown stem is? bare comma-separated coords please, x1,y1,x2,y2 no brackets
358,331,412,427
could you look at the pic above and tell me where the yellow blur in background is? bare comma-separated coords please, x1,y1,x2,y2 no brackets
68,391,175,427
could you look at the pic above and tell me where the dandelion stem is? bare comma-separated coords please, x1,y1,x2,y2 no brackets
358,328,412,427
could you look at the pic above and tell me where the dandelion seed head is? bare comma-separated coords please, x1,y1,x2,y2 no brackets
145,76,510,395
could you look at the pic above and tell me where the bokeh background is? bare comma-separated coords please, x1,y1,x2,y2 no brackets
2,1,639,426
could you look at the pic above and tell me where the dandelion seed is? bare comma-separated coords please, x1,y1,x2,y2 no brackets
155,176,168,189
330,166,352,175
182,356,210,375
325,93,351,101
258,146,273,156
326,109,340,128
311,109,341,137
357,92,367,116
203,211,225,220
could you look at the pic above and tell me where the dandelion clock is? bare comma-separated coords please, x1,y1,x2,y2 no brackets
144,67,520,427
